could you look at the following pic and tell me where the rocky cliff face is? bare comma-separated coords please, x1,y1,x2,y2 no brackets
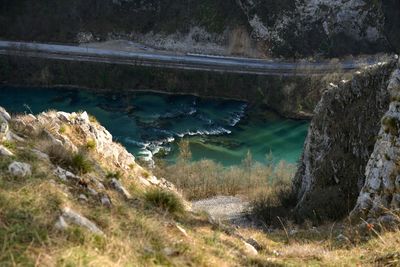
0,0,398,57
293,58,398,221
237,0,390,56
350,64,400,227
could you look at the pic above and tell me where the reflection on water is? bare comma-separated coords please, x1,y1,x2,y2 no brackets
0,86,309,166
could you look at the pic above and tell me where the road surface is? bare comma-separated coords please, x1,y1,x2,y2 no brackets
0,40,387,76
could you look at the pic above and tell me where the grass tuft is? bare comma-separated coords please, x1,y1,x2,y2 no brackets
144,188,184,214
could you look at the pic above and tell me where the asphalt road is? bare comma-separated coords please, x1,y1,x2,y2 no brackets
0,40,385,76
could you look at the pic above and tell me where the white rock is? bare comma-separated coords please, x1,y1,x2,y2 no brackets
0,145,14,156
243,241,258,256
31,149,49,161
336,234,350,243
101,195,112,207
175,224,189,237
0,120,9,140
78,194,89,202
147,175,160,185
55,216,69,230
8,132,24,142
61,207,104,235
110,178,131,199
54,166,78,181
88,187,99,196
8,161,32,177
0,106,11,121
57,112,71,123
76,111,90,124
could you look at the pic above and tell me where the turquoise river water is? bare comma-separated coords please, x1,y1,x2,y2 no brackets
0,86,309,166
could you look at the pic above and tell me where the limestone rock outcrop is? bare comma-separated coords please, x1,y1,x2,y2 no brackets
293,58,398,221
350,64,400,225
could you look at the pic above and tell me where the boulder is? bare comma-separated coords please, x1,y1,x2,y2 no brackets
242,241,258,256
58,207,104,235
31,149,49,161
8,161,32,177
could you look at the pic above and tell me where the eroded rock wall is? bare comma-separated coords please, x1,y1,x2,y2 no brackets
237,0,390,56
293,58,398,221
350,63,400,226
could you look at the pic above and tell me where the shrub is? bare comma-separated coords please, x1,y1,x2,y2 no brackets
59,124,67,134
144,188,184,214
71,153,93,175
106,170,122,180
86,139,96,150
45,143,73,167
89,114,98,124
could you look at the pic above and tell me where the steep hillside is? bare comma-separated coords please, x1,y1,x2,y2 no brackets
1,106,400,266
0,0,398,57
0,107,263,266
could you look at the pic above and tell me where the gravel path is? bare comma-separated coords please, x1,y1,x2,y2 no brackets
192,196,250,226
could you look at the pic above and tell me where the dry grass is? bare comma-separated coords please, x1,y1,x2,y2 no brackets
3,114,400,267
155,141,296,200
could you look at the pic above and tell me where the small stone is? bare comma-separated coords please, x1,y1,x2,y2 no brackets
0,145,14,156
31,149,49,161
54,166,77,181
55,216,69,230
336,234,350,243
88,187,99,196
100,195,112,208
246,238,262,251
0,120,9,140
175,224,188,237
8,161,32,177
78,194,89,202
243,241,258,256
110,178,131,199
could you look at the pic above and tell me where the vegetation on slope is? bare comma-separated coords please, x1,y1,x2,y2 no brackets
1,108,400,266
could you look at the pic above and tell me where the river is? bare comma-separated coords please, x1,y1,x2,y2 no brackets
0,86,309,166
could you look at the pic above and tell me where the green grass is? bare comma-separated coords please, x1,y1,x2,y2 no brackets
71,153,93,175
1,140,16,150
